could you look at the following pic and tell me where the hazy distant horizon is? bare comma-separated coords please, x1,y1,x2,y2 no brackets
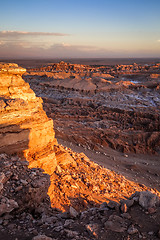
1,57,160,68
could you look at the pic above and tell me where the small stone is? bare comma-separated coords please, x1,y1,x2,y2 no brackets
32,235,53,240
3,220,9,226
15,185,23,192
127,225,138,235
8,223,16,230
28,228,34,232
0,154,8,160
44,216,57,224
80,211,88,220
148,207,156,214
3,213,12,220
17,226,21,230
69,206,78,218
121,199,134,208
86,223,99,237
107,201,120,210
12,174,18,180
105,215,127,233
20,179,28,185
56,165,62,173
148,231,154,235
121,213,131,219
65,229,79,238
100,202,108,209
0,173,6,184
21,161,29,166
0,183,3,192
0,198,19,216
5,171,12,178
64,219,74,228
33,229,39,236
139,191,159,209
53,226,63,232
57,212,69,219
121,203,128,213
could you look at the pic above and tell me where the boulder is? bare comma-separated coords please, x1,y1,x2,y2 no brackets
105,215,127,233
0,198,18,216
139,191,159,209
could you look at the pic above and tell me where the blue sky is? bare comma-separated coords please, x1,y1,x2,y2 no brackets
0,0,160,58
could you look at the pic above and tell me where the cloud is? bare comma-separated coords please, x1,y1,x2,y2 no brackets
0,41,118,59
157,40,160,42
0,31,69,38
0,41,160,59
0,30,70,49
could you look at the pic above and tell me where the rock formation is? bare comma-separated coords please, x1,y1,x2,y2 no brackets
0,63,57,173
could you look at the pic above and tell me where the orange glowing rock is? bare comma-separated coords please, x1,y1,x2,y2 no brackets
0,62,57,173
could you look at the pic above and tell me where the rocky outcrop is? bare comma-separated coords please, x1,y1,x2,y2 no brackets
0,63,57,173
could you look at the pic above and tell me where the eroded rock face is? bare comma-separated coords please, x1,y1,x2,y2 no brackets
0,63,57,173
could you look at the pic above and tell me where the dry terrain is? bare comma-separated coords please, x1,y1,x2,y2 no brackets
0,61,160,240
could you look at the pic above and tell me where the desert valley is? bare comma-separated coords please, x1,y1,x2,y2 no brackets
0,59,160,240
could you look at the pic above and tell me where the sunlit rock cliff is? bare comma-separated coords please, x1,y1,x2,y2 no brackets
0,63,57,173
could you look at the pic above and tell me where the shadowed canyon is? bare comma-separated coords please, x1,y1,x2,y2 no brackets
0,61,160,240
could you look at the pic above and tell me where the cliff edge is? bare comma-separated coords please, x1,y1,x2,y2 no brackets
0,63,57,174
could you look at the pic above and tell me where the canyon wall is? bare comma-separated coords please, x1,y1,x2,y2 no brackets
0,63,57,173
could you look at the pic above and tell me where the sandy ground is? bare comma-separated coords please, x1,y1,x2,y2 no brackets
58,138,160,192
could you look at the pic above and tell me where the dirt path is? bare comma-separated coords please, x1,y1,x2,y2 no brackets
57,138,160,192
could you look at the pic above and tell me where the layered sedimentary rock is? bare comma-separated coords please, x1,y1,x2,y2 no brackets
0,63,57,173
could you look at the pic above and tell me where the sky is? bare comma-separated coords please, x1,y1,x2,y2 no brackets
0,0,160,58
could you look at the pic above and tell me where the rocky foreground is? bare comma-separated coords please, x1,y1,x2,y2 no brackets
0,153,160,240
0,62,160,239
